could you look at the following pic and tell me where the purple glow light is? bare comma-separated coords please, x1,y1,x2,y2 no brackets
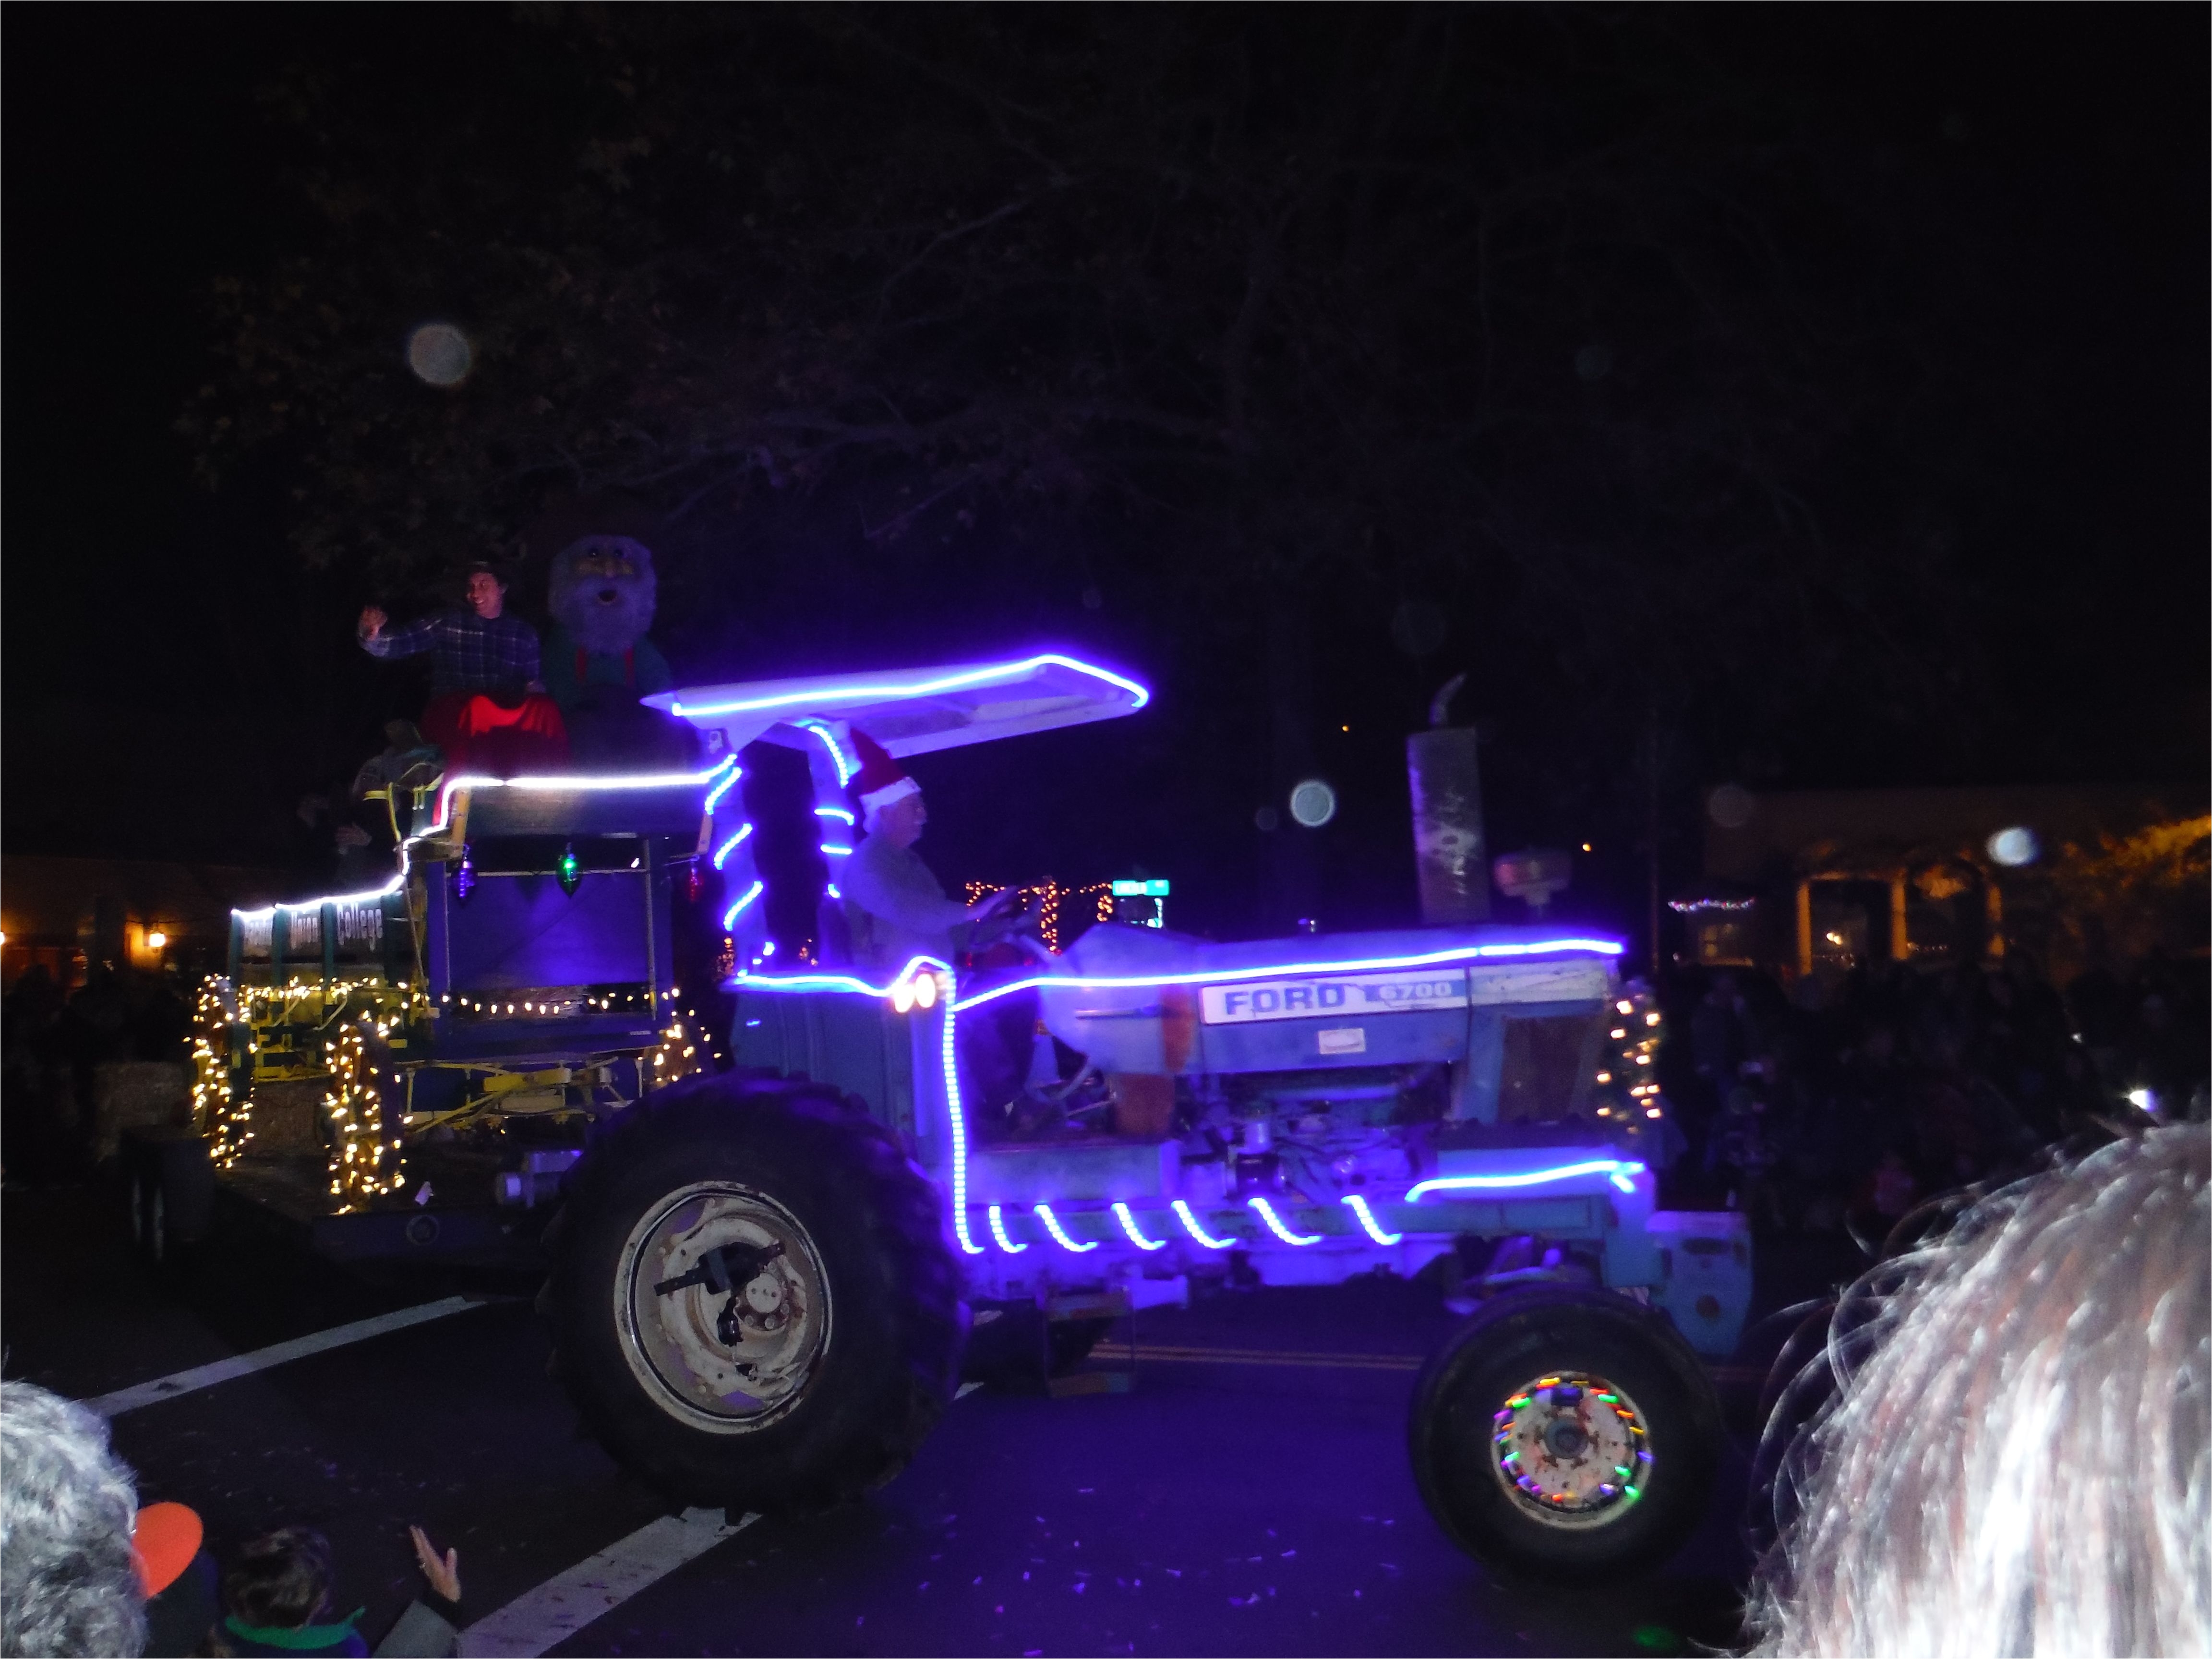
820,843,853,857
730,956,951,999
704,760,745,813
793,719,857,786
1405,1159,1646,1202
1248,1196,1322,1246
1112,1202,1168,1251
1342,1194,1403,1245
239,758,745,924
814,805,856,825
721,881,765,929
234,872,405,922
1034,1204,1098,1253
988,1205,1029,1253
940,1007,985,1255
711,823,755,869
672,654,1152,721
1172,1200,1236,1249
950,937,1625,1013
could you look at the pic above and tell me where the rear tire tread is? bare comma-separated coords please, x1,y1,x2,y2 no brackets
542,1074,963,1512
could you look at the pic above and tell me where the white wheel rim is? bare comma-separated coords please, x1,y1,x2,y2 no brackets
614,1181,833,1434
1487,1370,1653,1529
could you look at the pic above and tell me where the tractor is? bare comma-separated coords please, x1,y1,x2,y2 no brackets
174,653,1746,1577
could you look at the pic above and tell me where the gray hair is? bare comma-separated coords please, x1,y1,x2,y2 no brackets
0,1382,145,1658
1745,1125,2210,1657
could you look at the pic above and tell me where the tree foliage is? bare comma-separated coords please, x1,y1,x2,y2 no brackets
186,6,2034,926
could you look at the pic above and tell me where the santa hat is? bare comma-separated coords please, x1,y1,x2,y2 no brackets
851,729,920,817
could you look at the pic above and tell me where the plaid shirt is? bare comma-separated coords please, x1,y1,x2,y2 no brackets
359,609,541,696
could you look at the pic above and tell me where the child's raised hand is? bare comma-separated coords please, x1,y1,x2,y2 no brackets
408,1525,461,1603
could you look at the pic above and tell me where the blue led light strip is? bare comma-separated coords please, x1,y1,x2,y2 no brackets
819,843,853,857
939,1007,985,1255
792,719,857,786
730,957,951,999
432,756,739,827
673,654,1152,720
232,873,407,922
988,1205,1028,1253
1172,1200,1237,1249
703,761,745,814
1034,1204,1098,1253
1405,1159,1646,1202
1342,1194,1403,1245
235,757,742,923
814,805,855,825
734,969,1641,1262
950,937,1624,1013
1113,1202,1168,1251
711,823,755,869
721,881,765,929
1248,1196,1322,1246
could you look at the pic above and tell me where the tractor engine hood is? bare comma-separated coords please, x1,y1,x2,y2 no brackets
1031,923,1623,1078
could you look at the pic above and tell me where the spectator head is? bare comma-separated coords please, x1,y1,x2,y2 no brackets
223,1527,334,1632
462,563,507,620
0,1382,146,1659
1748,1124,2210,1657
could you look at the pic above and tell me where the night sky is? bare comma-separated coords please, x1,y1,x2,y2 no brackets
4,5,2204,947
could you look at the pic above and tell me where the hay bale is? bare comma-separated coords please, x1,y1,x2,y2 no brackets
238,1080,328,1156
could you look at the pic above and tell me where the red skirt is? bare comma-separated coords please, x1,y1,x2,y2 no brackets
421,691,570,777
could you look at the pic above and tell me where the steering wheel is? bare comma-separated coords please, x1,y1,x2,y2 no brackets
1003,928,1055,968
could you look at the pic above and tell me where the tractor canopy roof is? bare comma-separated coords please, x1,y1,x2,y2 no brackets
649,652,1149,759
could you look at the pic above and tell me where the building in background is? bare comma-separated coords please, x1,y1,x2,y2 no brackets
0,856,288,989
1672,785,2209,986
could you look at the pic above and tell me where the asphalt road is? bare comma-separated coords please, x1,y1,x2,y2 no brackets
1,1181,1814,1658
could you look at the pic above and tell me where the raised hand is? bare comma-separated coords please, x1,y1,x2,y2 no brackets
408,1525,461,1604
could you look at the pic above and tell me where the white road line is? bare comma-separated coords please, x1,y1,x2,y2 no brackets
461,1509,759,1659
85,1297,481,1418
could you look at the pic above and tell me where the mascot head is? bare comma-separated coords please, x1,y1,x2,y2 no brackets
549,535,659,656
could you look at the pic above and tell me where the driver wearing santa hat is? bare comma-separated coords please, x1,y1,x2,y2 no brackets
840,732,1015,978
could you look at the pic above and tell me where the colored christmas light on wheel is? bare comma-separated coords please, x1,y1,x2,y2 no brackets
1488,1370,1652,1527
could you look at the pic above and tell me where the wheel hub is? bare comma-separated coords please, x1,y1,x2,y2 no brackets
1488,1371,1651,1529
617,1183,831,1433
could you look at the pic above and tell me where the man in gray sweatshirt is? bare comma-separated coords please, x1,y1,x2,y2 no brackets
839,732,1012,979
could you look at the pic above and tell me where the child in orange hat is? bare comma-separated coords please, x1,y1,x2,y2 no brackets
132,1500,219,1658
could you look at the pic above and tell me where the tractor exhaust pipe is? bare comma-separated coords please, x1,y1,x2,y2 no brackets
1407,674,1489,924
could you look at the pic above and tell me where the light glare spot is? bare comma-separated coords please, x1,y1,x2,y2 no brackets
1288,779,1338,828
408,322,473,386
1987,826,2040,866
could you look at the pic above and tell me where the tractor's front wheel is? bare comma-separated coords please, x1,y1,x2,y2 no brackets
541,1074,965,1513
1407,1286,1723,1579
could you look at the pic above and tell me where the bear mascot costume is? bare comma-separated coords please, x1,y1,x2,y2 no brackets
543,535,696,768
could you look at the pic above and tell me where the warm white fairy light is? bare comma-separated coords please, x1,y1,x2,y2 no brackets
324,1022,405,1207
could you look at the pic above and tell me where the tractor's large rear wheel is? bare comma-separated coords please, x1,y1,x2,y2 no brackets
542,1074,965,1512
